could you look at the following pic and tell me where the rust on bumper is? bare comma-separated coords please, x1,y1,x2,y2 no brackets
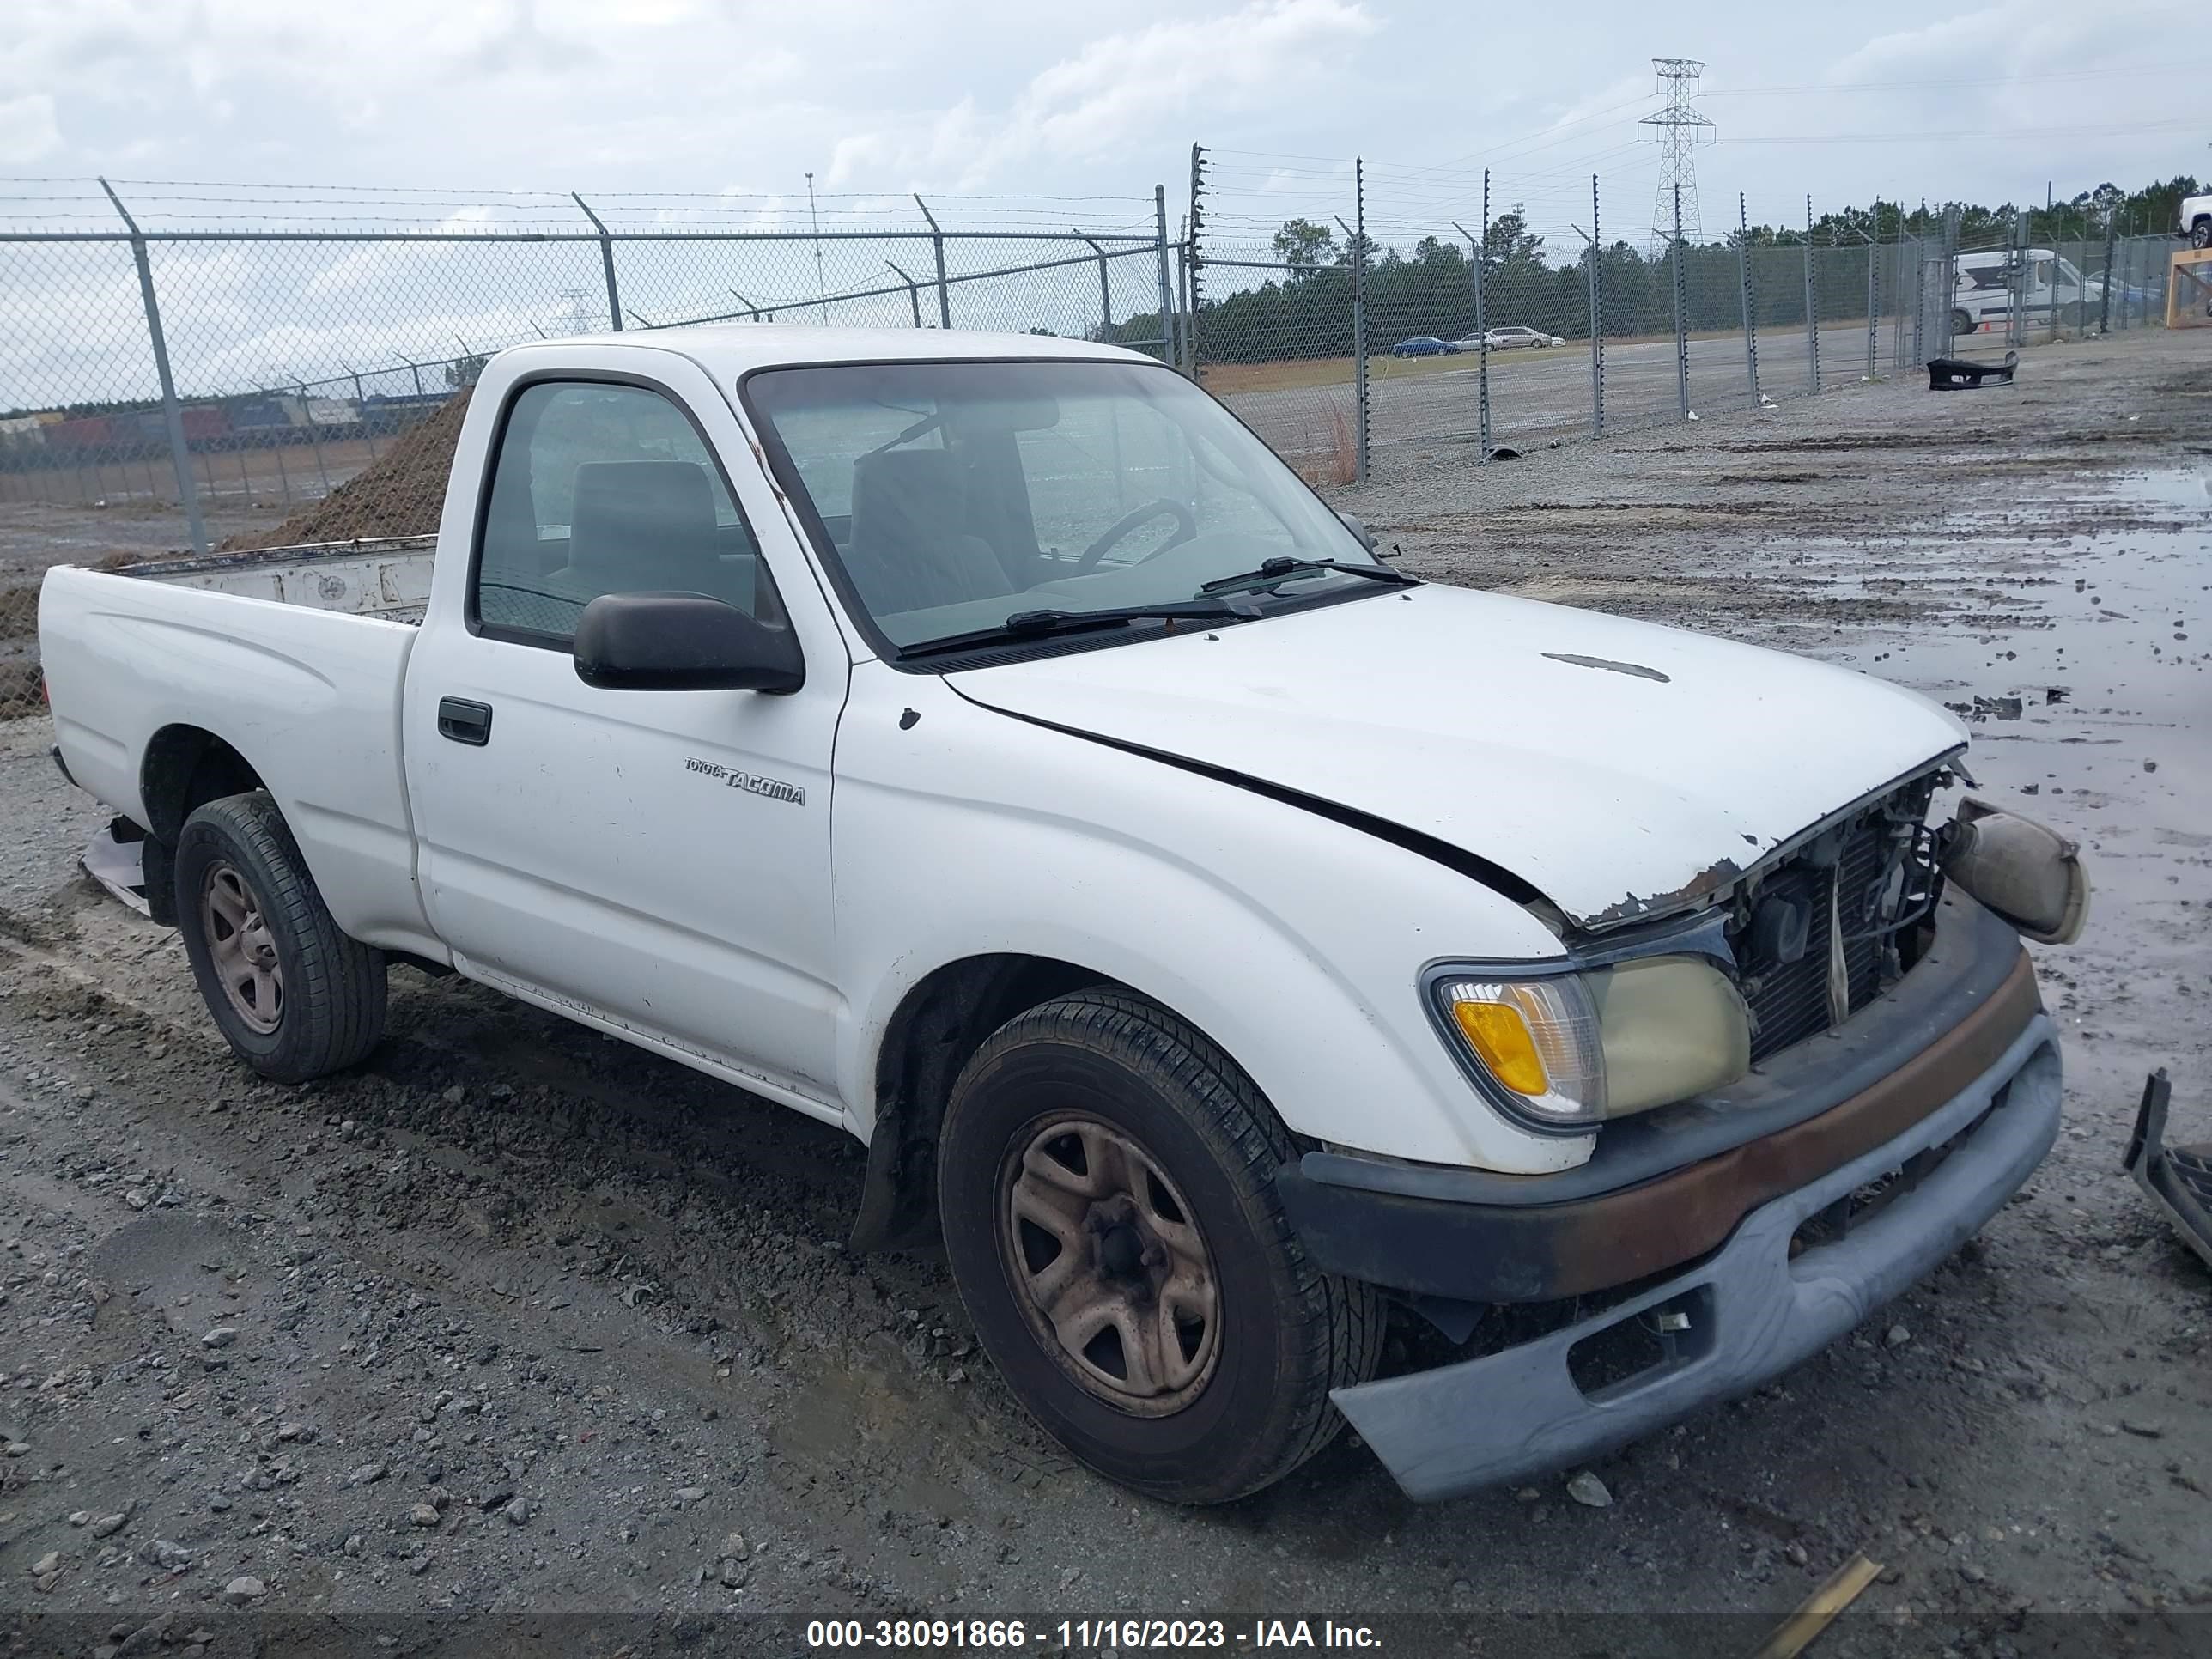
1277,934,2043,1304
1538,945,2039,1294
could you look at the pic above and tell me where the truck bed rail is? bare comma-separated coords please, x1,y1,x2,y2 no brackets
117,536,435,623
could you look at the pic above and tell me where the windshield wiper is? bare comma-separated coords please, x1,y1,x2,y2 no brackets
1195,556,1419,597
896,598,1260,660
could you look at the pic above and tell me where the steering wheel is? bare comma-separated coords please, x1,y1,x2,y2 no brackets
1072,498,1196,574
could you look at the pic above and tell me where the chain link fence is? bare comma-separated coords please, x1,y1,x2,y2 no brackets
0,180,1185,716
1188,149,2194,489
0,170,2198,720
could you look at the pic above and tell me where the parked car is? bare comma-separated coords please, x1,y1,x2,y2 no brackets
41,326,2083,1507
1390,336,1459,356
1448,336,1487,353
1485,325,1563,349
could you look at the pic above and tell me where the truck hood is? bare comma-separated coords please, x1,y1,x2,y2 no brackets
948,582,1966,932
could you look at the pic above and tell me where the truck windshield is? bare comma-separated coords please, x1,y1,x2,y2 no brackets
742,359,1389,652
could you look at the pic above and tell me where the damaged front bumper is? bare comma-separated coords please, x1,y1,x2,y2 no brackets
1328,1018,2059,1499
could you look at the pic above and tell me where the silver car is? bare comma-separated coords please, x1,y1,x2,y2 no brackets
1484,325,1563,349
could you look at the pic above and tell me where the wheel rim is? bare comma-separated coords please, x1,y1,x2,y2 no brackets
200,860,283,1034
1000,1114,1221,1417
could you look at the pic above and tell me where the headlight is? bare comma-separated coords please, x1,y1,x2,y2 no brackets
1432,955,1750,1130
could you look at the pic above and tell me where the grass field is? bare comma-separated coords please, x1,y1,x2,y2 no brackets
1199,320,1879,397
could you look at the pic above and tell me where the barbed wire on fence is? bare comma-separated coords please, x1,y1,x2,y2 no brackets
0,166,2195,721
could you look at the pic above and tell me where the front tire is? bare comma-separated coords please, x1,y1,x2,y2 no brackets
937,988,1381,1504
2191,218,2210,250
1951,307,1975,337
174,791,386,1082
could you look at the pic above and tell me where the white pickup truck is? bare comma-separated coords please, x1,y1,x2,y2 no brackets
40,328,2086,1505
2183,190,2212,248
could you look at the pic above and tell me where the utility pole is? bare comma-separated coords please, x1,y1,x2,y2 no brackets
574,193,621,331
806,172,828,324
1188,144,1207,380
1672,185,1690,419
100,177,207,554
1076,232,1114,339
1333,157,1368,483
1590,173,1606,435
1804,195,1821,394
1153,185,1177,371
884,264,921,328
1641,58,1714,256
1738,192,1760,405
914,195,951,328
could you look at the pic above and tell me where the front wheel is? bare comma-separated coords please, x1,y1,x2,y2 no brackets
2191,219,2211,250
174,791,386,1082
1951,307,1975,337
937,988,1381,1504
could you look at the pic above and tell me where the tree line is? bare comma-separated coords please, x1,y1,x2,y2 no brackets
1100,173,2201,363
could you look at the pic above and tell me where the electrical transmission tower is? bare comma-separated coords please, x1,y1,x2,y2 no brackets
1641,58,1714,254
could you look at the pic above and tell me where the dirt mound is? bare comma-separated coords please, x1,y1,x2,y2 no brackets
222,389,471,551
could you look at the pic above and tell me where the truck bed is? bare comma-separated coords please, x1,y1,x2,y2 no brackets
119,537,435,623
40,538,440,957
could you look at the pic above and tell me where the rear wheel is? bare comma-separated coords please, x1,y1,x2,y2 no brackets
174,791,386,1082
2191,218,2210,250
937,988,1381,1504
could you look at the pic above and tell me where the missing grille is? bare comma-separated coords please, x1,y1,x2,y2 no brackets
1730,775,1943,1060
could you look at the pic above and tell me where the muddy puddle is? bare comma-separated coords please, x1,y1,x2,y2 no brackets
1739,465,2211,927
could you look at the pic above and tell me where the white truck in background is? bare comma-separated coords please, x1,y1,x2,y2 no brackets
40,326,2088,1504
1951,246,2108,336
2181,189,2212,248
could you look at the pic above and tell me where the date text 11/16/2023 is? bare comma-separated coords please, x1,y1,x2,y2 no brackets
803,1618,1383,1650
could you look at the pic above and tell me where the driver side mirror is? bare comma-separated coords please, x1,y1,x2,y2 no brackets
1336,510,1377,552
574,592,805,694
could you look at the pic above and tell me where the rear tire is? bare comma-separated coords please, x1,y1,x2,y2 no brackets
174,790,386,1082
937,988,1381,1504
2191,218,2210,251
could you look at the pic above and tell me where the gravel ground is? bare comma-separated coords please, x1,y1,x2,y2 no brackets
0,327,2207,1657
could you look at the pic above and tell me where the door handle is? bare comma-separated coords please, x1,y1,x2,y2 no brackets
437,697,493,746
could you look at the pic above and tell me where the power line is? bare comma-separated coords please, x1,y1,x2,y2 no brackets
1700,59,2212,97
1724,118,2202,144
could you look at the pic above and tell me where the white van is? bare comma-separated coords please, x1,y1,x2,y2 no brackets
1952,248,2103,336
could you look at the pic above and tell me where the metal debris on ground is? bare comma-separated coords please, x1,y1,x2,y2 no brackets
1925,350,2019,390
2124,1070,2212,1272
81,820,149,915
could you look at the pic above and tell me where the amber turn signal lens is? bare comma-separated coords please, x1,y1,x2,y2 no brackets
1450,1000,1550,1096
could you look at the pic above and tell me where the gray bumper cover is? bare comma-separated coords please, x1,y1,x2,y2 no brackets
1333,1015,2061,1501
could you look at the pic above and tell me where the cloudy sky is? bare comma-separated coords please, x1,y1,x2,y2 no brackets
2,0,2198,236
0,0,2197,404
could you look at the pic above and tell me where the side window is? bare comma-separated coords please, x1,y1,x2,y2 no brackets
475,381,768,642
